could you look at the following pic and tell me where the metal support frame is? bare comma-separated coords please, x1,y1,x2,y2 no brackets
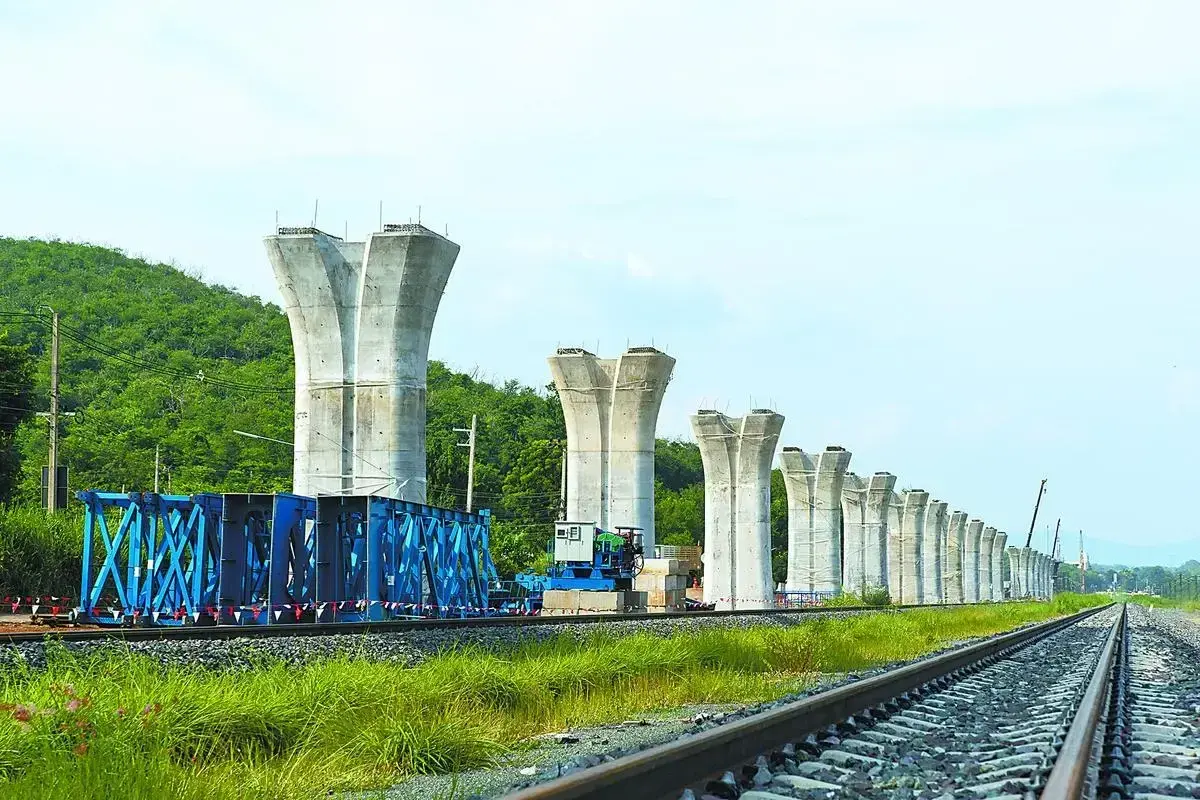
316,495,497,621
78,491,222,625
219,493,315,624
80,491,494,626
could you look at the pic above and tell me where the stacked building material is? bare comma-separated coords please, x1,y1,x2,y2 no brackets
635,558,689,613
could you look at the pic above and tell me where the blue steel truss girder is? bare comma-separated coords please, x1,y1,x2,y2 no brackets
79,491,494,625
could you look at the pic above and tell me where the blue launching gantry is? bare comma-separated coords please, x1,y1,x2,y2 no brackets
77,491,497,626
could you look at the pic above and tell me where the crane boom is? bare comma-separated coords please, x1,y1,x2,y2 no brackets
1025,478,1047,548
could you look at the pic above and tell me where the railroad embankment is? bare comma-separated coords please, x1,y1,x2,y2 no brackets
0,595,1105,800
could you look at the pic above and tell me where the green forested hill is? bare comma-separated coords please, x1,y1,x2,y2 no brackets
0,237,729,577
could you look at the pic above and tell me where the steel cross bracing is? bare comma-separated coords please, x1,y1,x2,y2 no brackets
78,491,496,626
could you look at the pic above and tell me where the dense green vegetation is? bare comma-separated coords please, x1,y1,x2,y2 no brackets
0,237,747,591
0,595,1105,799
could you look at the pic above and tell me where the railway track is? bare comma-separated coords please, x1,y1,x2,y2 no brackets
503,603,1124,800
0,600,996,646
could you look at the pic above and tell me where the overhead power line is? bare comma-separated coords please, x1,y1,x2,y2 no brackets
1,309,293,395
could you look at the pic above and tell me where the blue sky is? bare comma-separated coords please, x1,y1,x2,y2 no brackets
2,1,1197,567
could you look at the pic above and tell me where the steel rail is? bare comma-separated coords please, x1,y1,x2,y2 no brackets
1,600,1002,645
1040,602,1126,800
503,603,1114,800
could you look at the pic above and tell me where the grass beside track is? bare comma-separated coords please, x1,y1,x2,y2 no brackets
0,594,1106,800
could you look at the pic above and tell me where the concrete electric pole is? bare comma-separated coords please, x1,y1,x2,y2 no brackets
454,415,477,512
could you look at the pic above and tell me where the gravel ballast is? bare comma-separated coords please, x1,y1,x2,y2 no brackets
0,608,899,671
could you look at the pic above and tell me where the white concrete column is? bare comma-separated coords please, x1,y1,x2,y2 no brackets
899,490,929,605
1038,553,1048,598
691,409,784,610
1009,547,1025,598
781,446,852,595
991,532,1007,600
963,520,983,603
1047,557,1056,599
549,347,675,548
265,232,364,497
979,526,997,601
355,226,459,502
886,491,903,603
840,474,866,595
864,473,897,594
1021,547,1035,599
922,500,947,603
946,511,967,604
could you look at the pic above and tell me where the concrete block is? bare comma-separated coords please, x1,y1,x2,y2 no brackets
645,588,686,608
541,589,580,611
634,573,688,592
639,558,687,576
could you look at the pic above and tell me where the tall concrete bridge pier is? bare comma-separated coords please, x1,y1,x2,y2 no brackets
692,409,784,610
841,474,866,594
864,473,896,593
922,500,948,603
979,526,997,601
898,490,929,605
963,520,983,602
945,511,967,604
780,446,852,595
549,347,675,550
991,531,1007,600
266,224,458,501
886,492,903,602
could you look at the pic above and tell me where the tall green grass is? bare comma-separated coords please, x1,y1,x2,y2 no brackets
0,505,82,598
0,594,1107,800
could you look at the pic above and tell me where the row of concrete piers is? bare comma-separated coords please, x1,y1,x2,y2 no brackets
266,226,1057,611
689,413,1056,610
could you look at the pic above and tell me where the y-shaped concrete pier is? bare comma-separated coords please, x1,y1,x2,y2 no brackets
692,409,784,610
979,526,997,601
265,231,363,497
864,473,896,594
550,347,675,549
963,520,983,603
945,511,967,604
922,500,948,603
780,446,852,595
991,531,1007,601
898,490,929,605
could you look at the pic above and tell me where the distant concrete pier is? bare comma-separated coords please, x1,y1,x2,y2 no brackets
979,526,997,601
780,446,852,595
963,520,983,603
898,490,929,605
692,409,784,610
550,347,675,549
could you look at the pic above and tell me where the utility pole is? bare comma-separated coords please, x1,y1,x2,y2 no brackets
47,311,60,513
454,415,477,512
559,443,568,520
1024,478,1047,548
154,444,160,493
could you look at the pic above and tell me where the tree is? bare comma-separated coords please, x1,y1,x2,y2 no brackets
0,334,34,501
